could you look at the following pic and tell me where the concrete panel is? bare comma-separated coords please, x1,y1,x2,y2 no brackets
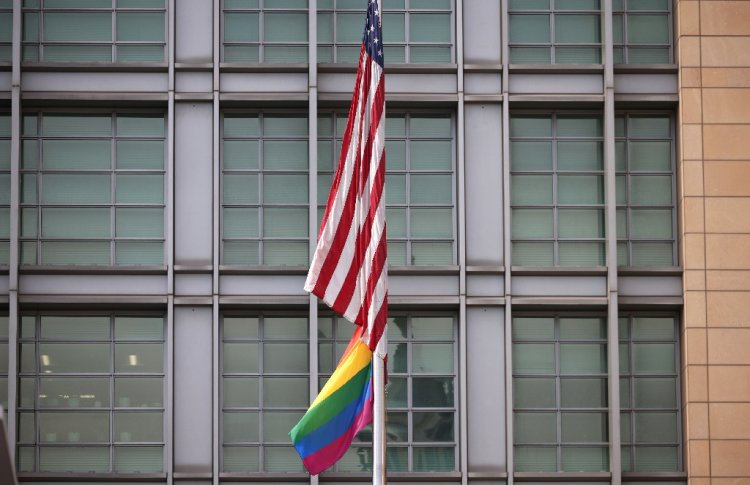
175,0,214,63
21,72,169,93
618,276,683,297
467,307,505,471
390,274,459,296
509,74,603,94
18,274,167,295
220,73,308,93
465,104,503,266
463,0,502,64
174,306,213,472
614,73,678,94
512,276,607,297
175,274,213,296
467,274,504,297
319,72,457,95
176,72,213,93
465,73,502,95
175,102,214,265
220,275,308,295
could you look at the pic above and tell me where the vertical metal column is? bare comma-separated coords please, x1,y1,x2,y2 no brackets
165,0,176,481
454,0,468,482
307,3,319,485
500,0,513,479
602,0,621,480
212,0,222,483
6,0,22,461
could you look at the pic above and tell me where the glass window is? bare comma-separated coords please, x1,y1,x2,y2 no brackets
613,0,672,64
615,113,676,267
619,315,681,471
0,1,10,62
22,0,166,63
17,314,165,473
511,113,605,267
513,315,609,472
221,112,309,266
317,0,453,64
0,113,9,264
0,315,7,418
318,112,455,266
20,112,166,266
318,314,456,472
223,0,308,63
509,0,601,64
221,314,309,472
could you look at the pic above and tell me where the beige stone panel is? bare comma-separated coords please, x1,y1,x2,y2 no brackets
680,88,703,124
708,328,750,363
680,36,702,67
685,327,708,365
703,67,750,88
684,269,706,291
682,197,705,233
710,403,750,439
680,160,704,197
712,479,750,485
704,125,750,160
681,124,703,161
707,270,750,290
684,290,707,327
705,198,750,233
689,479,711,485
711,441,750,476
708,365,750,401
702,1,750,36
688,439,711,476
705,161,750,195
681,67,702,88
702,37,750,67
685,402,709,440
678,0,700,36
686,364,709,401
683,233,706,269
707,291,750,326
706,234,750,269
703,88,750,123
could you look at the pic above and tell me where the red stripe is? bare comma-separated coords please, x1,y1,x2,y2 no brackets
330,75,385,316
355,223,388,340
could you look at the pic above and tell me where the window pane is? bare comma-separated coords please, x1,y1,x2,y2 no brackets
40,343,110,373
41,241,111,265
511,175,553,205
555,15,600,43
39,446,110,472
114,447,163,473
515,446,556,471
410,140,452,171
513,343,555,374
631,242,673,266
558,175,603,204
559,241,605,266
264,13,307,42
561,412,607,442
635,446,678,471
223,446,259,472
223,343,259,373
40,412,109,443
264,343,307,373
511,141,553,171
558,116,602,137
630,117,670,138
114,412,163,442
510,14,550,43
513,317,555,340
410,175,452,204
515,412,556,443
561,446,608,471
558,209,604,238
631,209,672,239
115,343,163,372
560,344,606,374
224,377,259,408
410,13,451,43
411,242,452,265
512,209,553,239
116,377,164,407
633,343,675,373
115,174,164,204
635,412,677,443
630,176,671,205
223,174,259,205
561,378,607,408
263,174,307,204
44,12,111,42
557,141,603,171
634,377,676,408
224,208,259,238
263,207,307,237
117,12,164,41
41,315,110,340
224,13,259,42
117,140,164,170
413,377,454,407
42,174,111,204
513,242,553,266
514,378,556,408
43,140,111,170
224,412,259,443
412,344,453,373
116,208,163,238
39,377,110,408
411,208,452,238
630,141,671,171
628,15,669,44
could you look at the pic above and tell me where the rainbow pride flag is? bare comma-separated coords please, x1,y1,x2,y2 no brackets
290,326,374,475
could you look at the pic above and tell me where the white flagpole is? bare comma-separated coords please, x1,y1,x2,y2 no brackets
372,332,387,485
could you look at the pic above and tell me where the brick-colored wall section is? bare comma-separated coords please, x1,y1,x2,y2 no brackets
678,1,750,483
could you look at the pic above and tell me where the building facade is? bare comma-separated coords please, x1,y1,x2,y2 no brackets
0,0,748,484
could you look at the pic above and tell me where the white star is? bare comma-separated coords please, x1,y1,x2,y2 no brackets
374,37,379,44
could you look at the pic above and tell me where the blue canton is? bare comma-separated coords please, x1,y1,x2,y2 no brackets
363,0,384,67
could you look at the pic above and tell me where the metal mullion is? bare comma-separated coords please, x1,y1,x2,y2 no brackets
554,316,562,470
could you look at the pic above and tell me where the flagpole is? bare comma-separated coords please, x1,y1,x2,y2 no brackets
373,331,387,485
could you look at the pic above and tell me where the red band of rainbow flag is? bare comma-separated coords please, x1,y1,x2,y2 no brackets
290,327,374,475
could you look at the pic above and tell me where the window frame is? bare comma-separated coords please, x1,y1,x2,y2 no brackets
317,110,457,267
219,312,310,473
21,0,167,64
618,313,682,472
220,110,310,267
510,110,606,268
19,109,168,267
511,313,610,473
615,111,677,268
221,0,309,64
316,0,455,64
0,111,10,265
613,0,674,65
16,312,167,474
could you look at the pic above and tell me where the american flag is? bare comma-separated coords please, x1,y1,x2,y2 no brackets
305,0,387,355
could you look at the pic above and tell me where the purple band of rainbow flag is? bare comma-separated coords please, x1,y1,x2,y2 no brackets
290,331,374,475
